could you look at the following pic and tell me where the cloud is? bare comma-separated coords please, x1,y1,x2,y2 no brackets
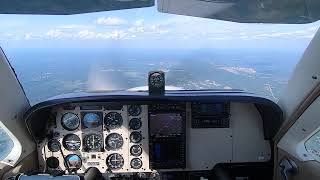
57,24,92,30
75,30,96,39
239,26,319,40
94,30,128,40
46,29,64,38
45,28,128,40
95,17,127,26
12,12,318,46
219,66,256,75
134,19,144,26
0,33,18,40
24,33,33,40
23,32,43,40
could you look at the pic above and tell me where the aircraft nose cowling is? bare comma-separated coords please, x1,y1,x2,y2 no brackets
127,86,183,91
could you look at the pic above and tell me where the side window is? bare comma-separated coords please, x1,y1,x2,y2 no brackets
0,125,14,161
305,129,320,162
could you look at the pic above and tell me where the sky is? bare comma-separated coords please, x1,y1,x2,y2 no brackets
0,6,319,50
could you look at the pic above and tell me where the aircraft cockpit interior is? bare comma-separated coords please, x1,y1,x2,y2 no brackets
1,0,320,180
18,71,283,180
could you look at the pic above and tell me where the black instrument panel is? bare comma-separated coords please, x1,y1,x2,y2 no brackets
191,102,230,128
148,103,187,169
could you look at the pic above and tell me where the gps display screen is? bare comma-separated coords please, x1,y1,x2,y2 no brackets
149,113,182,137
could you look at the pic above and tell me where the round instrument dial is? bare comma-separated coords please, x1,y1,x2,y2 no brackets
149,72,164,87
129,118,142,130
65,154,82,170
130,145,142,156
130,131,142,143
61,113,79,131
106,153,124,170
62,134,81,151
47,139,60,152
149,172,161,180
106,133,123,150
131,158,142,169
46,157,60,169
104,112,123,129
128,105,142,116
83,113,101,128
83,134,103,151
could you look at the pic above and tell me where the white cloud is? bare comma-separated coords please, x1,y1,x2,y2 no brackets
109,30,126,39
95,17,127,26
24,33,33,40
24,14,318,44
128,26,145,33
245,26,318,40
57,24,92,29
45,29,128,40
46,29,63,38
75,30,96,39
95,30,127,39
23,32,43,40
219,66,256,75
134,19,144,26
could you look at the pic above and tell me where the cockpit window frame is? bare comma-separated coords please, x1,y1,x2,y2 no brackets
0,121,22,166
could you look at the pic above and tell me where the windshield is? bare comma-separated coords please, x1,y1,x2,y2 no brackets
0,6,319,105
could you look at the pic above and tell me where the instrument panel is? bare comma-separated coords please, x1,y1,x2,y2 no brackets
41,104,150,174
34,97,277,176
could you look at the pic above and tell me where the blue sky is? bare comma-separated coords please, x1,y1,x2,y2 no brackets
0,6,319,50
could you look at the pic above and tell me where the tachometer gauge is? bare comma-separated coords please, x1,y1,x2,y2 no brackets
129,118,142,130
61,113,80,131
62,134,81,151
82,113,102,128
104,112,123,129
65,154,82,170
83,134,103,151
128,105,142,116
130,145,142,156
106,133,123,150
130,131,142,143
47,139,60,152
131,158,142,169
106,153,124,170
